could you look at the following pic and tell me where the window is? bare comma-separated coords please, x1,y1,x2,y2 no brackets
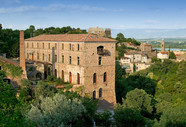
55,69,57,78
103,72,107,82
77,44,80,51
62,70,64,79
48,43,50,49
99,88,102,98
48,54,50,61
42,43,44,49
32,43,33,48
55,43,57,50
93,73,97,83
69,44,71,50
77,73,80,84
27,53,29,59
69,72,72,83
37,43,39,48
43,53,44,61
37,53,39,60
99,57,102,65
27,43,29,48
93,91,96,99
72,44,74,51
55,55,57,62
62,43,64,50
77,57,80,65
62,55,64,63
69,56,71,64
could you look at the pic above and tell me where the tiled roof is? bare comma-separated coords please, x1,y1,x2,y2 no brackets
25,34,116,42
160,52,168,54
143,44,152,46
121,57,130,59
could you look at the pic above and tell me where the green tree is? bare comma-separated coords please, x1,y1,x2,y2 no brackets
169,51,176,59
34,81,57,99
123,89,153,115
0,71,32,126
155,105,186,127
114,106,146,127
116,33,125,43
26,93,85,127
115,62,125,81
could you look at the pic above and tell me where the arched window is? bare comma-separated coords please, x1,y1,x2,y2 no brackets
93,73,97,83
103,72,107,82
99,88,102,98
77,44,80,51
93,90,96,99
62,70,64,79
77,73,80,84
55,69,57,78
69,72,72,83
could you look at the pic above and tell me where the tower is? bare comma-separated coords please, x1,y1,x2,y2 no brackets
19,31,27,78
161,41,165,52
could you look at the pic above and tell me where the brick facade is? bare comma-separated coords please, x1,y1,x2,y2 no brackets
25,34,116,104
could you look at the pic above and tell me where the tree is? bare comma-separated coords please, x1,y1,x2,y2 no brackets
116,33,125,43
155,105,186,127
123,89,153,115
115,62,125,81
26,93,85,127
34,81,57,99
114,106,146,127
169,51,176,59
0,71,32,126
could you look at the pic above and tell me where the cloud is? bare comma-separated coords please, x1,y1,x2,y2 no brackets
0,0,21,5
0,4,124,14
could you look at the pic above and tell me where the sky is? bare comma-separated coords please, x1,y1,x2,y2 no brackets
0,0,186,38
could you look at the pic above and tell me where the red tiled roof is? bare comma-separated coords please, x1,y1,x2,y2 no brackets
124,53,131,55
160,52,168,54
25,34,116,42
128,42,137,46
121,57,130,59
144,44,152,46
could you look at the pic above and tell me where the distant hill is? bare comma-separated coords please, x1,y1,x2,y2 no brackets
112,28,186,39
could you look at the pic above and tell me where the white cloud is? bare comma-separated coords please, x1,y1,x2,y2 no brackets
0,4,124,14
0,0,21,5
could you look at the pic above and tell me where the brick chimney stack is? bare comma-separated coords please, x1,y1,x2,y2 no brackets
19,31,26,71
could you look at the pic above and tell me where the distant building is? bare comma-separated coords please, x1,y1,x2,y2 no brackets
157,52,169,60
140,43,152,52
176,53,186,62
88,27,111,38
161,41,165,52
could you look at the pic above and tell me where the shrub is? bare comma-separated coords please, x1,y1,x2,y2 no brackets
114,106,146,127
46,75,56,82
35,81,57,99
26,94,85,127
94,110,112,126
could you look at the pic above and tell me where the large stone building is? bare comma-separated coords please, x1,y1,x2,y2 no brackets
23,33,116,105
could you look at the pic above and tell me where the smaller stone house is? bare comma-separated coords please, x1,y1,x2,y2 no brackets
157,52,169,60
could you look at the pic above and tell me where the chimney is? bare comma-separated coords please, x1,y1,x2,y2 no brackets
20,31,26,72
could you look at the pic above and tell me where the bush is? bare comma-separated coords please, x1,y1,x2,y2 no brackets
26,94,85,127
55,78,64,85
94,110,112,126
35,81,57,99
46,75,56,82
21,78,32,89
155,105,186,127
114,106,146,127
